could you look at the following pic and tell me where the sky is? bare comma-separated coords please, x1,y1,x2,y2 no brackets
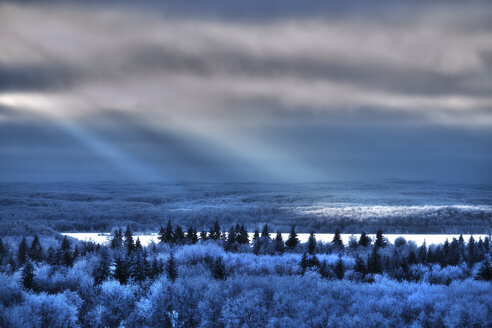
0,0,491,183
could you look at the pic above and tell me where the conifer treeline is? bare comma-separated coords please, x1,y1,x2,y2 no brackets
0,222,491,293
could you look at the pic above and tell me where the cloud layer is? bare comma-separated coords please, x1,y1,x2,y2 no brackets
0,1,491,182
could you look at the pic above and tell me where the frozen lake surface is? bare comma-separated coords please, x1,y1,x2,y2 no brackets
63,232,490,247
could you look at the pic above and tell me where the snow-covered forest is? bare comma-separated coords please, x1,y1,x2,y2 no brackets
1,182,491,235
1,222,490,328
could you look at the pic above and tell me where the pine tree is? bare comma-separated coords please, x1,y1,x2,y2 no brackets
334,255,345,280
354,255,367,277
458,234,465,258
237,224,249,244
174,226,185,244
47,246,58,265
191,227,199,244
93,248,111,285
158,226,166,243
253,238,261,255
375,229,386,248
332,228,344,250
319,260,332,279
426,247,434,263
261,224,270,239
442,240,450,266
252,229,260,241
21,259,35,290
476,258,492,281
17,237,28,266
418,242,427,263
59,236,73,266
448,238,460,266
212,257,227,280
186,226,197,244
467,236,478,265
124,225,135,254
407,250,417,265
308,231,317,255
477,238,484,253
200,230,208,241
311,254,320,267
210,220,221,240
300,252,308,276
61,249,74,267
150,257,163,279
111,229,123,248
164,220,174,243
368,245,382,274
131,250,148,282
135,238,143,251
285,226,299,250
28,235,43,262
61,235,71,251
358,231,371,247
225,226,236,251
166,252,178,282
274,232,285,254
114,256,130,285
226,225,236,244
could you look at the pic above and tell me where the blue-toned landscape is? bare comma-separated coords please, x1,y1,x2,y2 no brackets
0,181,491,327
1,0,492,327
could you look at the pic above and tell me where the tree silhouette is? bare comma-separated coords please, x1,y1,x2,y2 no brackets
261,224,271,239
114,256,130,285
368,245,382,274
253,238,261,255
200,230,208,241
300,252,308,276
334,255,345,280
354,255,367,278
212,256,227,280
174,226,185,244
308,231,317,255
274,232,285,254
332,228,344,250
209,220,221,240
375,230,386,248
252,229,260,241
186,226,198,244
358,231,371,247
476,258,492,281
17,237,28,266
21,259,35,290
28,234,43,262
93,248,111,285
124,225,135,254
237,224,249,244
166,252,178,282
164,220,174,243
286,226,299,249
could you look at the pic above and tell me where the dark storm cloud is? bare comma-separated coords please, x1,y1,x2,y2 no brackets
0,63,75,92
125,43,492,98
